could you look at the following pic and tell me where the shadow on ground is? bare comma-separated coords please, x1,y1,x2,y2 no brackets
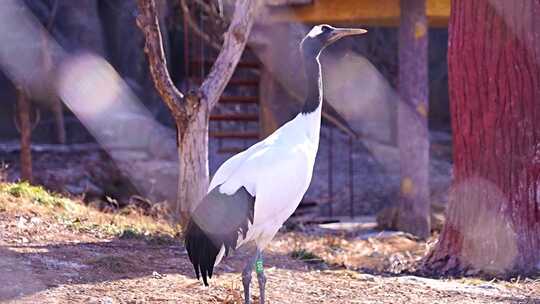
0,237,310,302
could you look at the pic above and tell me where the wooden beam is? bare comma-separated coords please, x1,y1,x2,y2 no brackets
266,0,313,6
396,0,430,238
266,0,450,27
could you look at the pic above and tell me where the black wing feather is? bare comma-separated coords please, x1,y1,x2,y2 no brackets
184,186,255,286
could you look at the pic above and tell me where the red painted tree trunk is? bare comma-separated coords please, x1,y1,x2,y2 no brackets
396,0,431,238
426,0,540,275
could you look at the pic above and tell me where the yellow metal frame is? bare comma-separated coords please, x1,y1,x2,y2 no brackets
267,0,450,27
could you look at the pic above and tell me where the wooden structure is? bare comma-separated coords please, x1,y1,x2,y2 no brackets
258,0,450,222
266,0,450,27
396,0,430,238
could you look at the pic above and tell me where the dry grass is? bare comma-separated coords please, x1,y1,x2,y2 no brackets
271,230,432,274
0,182,180,240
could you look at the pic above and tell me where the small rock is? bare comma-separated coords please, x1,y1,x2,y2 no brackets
477,283,498,290
16,217,27,229
87,296,115,304
356,273,376,282
100,297,114,304
152,271,163,279
30,217,42,225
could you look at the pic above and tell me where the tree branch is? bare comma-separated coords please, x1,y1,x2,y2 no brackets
179,0,222,51
191,0,228,38
200,0,261,109
46,0,59,30
136,0,187,122
138,0,260,122
192,0,223,21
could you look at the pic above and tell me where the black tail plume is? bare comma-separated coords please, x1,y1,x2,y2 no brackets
184,218,219,286
184,186,255,286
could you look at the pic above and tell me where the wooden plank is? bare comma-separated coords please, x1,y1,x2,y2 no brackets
191,78,259,87
266,0,313,6
209,131,259,139
190,59,260,69
266,0,450,27
219,96,259,104
210,113,259,121
217,147,246,154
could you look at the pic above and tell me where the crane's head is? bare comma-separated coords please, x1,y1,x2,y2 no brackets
300,24,367,56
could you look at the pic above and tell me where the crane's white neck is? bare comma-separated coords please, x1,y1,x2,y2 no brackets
300,103,322,143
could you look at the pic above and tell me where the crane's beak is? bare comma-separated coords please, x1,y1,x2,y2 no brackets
328,28,367,44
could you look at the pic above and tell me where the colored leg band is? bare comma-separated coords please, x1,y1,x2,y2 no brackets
255,259,263,273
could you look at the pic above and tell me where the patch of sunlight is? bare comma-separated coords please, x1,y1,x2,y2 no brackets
0,181,181,241
395,276,508,297
0,182,72,209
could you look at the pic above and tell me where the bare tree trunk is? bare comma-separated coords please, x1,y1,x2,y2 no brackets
177,104,210,222
425,0,540,275
396,0,430,238
136,0,261,223
16,88,32,182
51,100,66,144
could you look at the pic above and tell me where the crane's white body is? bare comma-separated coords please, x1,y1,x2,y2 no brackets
184,26,367,303
209,105,322,264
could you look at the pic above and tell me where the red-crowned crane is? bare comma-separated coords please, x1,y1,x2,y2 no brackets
185,24,367,304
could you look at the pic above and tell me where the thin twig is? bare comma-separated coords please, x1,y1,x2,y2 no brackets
192,0,221,20
192,0,228,33
216,0,224,18
46,0,59,30
180,0,222,51
200,0,262,109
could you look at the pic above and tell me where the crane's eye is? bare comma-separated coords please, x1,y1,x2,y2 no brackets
321,25,331,32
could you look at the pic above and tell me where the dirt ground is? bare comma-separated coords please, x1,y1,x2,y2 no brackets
1,189,538,304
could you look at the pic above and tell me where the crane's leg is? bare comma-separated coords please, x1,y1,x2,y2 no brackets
255,249,267,304
242,253,257,304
